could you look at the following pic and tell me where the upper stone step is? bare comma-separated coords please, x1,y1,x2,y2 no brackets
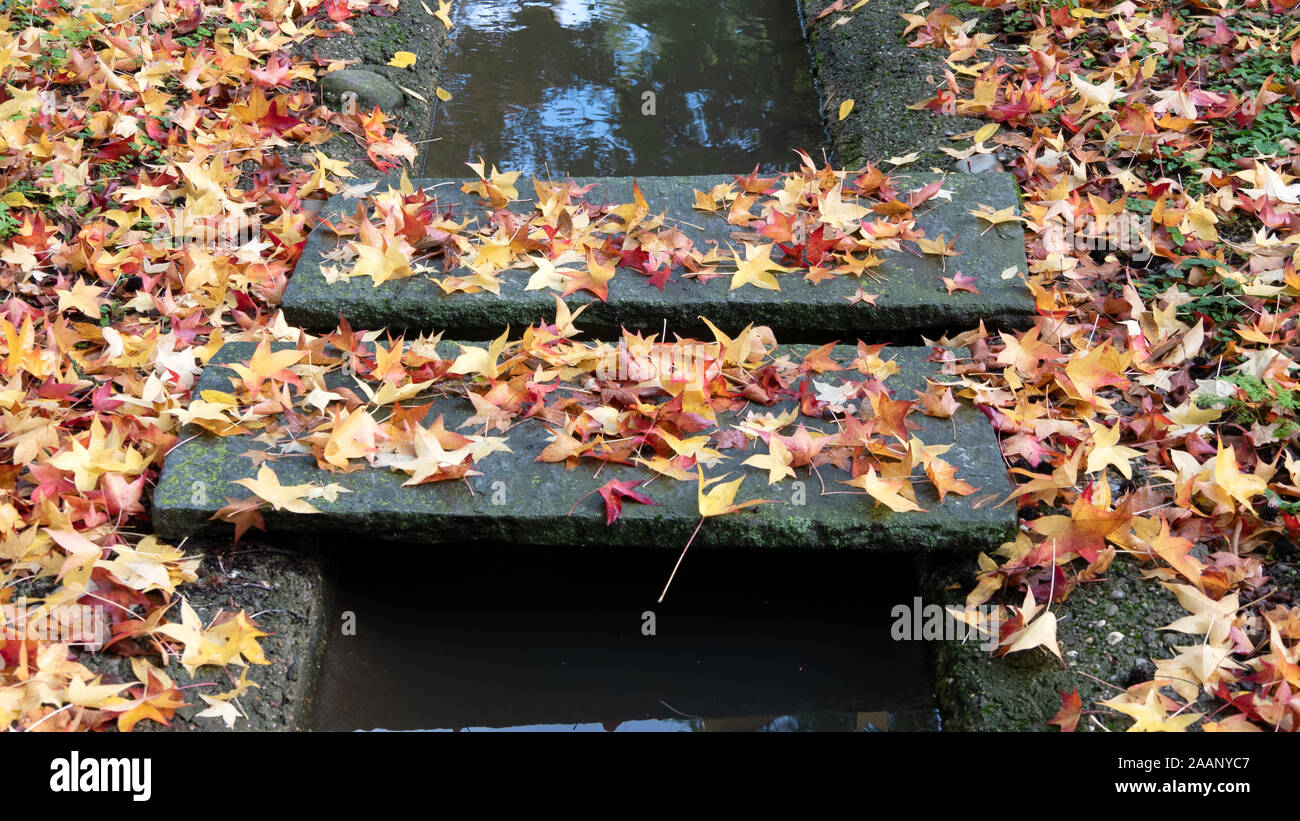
281,172,1031,340
152,339,1016,551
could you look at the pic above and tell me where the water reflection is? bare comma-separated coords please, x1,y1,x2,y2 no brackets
311,546,937,732
365,709,942,731
423,0,826,177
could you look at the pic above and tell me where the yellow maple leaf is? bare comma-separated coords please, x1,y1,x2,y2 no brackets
388,51,417,68
660,430,726,466
226,337,306,396
816,182,869,231
970,204,1023,226
999,588,1062,658
47,417,147,492
435,0,454,30
841,466,926,513
323,408,382,469
728,243,785,291
56,280,106,318
203,612,271,667
233,464,323,514
1084,419,1142,479
1212,438,1267,514
1101,685,1201,732
349,239,414,286
697,466,773,517
449,327,510,379
742,436,795,485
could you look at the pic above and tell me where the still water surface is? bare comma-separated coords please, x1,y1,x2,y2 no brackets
422,0,827,177
311,546,938,732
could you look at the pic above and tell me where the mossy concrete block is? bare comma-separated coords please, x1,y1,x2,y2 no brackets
153,343,1016,551
801,0,992,169
293,0,448,178
281,172,1031,340
91,541,330,731
916,552,1191,732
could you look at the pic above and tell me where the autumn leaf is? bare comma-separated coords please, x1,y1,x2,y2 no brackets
226,337,306,396
841,467,925,513
234,464,324,514
595,479,658,525
1101,685,1201,732
728,242,785,291
1047,689,1082,732
941,272,981,294
697,466,774,517
1211,438,1267,514
435,0,454,29
1000,588,1062,659
1083,419,1142,479
742,436,796,485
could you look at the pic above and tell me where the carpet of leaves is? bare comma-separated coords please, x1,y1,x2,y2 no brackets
907,0,1300,730
0,0,420,731
4,0,1299,733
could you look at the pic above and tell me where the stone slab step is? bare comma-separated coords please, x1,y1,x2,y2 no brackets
281,172,1031,340
152,342,1016,551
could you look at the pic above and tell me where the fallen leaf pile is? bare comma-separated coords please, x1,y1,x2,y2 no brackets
908,0,1300,730
198,313,975,537
318,152,953,296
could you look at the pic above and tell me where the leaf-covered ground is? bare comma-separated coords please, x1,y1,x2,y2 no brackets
904,0,1300,731
0,0,419,731
1,0,1297,731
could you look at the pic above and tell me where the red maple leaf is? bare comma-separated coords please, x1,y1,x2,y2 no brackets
596,479,658,525
1047,689,1082,732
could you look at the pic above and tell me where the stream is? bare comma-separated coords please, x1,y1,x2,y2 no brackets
421,0,827,177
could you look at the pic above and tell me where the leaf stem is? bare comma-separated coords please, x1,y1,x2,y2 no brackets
658,515,704,603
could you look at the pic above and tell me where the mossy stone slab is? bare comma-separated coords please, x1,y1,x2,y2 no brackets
281,172,1031,340
152,342,1016,551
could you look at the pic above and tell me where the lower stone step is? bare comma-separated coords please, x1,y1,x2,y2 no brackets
152,340,1015,551
281,172,1031,340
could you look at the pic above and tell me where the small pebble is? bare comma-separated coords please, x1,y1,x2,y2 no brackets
1110,588,1126,600
1106,631,1125,646
1105,603,1118,616
1096,619,1107,628
1164,633,1182,645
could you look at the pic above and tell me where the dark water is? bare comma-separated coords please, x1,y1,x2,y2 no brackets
421,0,827,177
310,546,939,732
